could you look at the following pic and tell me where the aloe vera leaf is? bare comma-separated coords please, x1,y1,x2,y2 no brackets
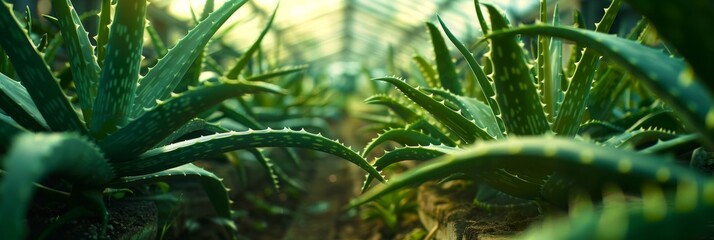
412,55,439,88
0,133,114,240
221,103,304,167
426,88,504,139
551,0,622,136
100,80,284,159
486,25,714,149
437,16,505,135
351,137,701,208
625,109,684,133
245,65,307,82
364,95,421,123
484,5,550,136
95,0,111,66
537,0,551,119
641,134,701,155
544,3,564,122
0,114,26,146
625,0,714,91
146,23,168,58
603,128,678,149
0,73,48,131
225,3,277,79
406,118,458,147
109,163,231,219
361,128,443,158
361,144,459,192
117,128,385,183
246,148,281,191
518,180,714,239
133,0,248,117
587,64,627,120
376,77,493,143
0,3,87,133
426,22,462,95
219,104,263,129
91,0,147,137
588,18,649,120
53,0,101,125
175,0,216,93
578,120,625,139
473,0,489,34
565,10,586,79
154,118,229,147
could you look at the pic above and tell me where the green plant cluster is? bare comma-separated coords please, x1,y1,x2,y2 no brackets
350,0,714,238
0,0,383,239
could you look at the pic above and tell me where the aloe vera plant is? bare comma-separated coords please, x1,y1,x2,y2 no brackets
351,0,714,238
0,0,383,239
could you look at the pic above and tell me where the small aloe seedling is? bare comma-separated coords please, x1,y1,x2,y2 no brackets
352,0,714,238
0,0,383,239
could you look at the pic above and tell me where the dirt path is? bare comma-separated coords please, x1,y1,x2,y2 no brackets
281,157,363,240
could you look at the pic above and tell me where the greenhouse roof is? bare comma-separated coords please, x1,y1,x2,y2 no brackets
154,0,563,71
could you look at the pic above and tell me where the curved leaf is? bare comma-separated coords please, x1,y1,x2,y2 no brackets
375,77,493,143
425,88,504,138
364,94,421,123
361,144,459,192
100,80,285,160
351,137,701,208
624,0,714,90
115,128,385,184
109,163,232,219
361,128,443,158
133,0,248,116
437,15,504,135
0,133,114,240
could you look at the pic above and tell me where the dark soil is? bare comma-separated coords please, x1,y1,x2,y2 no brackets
27,199,157,240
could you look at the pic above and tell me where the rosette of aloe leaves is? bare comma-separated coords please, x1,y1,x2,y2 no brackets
351,0,714,238
0,0,383,239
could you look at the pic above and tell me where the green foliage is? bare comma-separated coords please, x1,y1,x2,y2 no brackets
0,1,382,239
353,0,714,238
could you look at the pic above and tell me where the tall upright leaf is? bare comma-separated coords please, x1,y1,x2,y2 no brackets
53,0,101,125
95,0,111,67
426,22,462,95
552,0,621,136
437,16,505,135
92,0,147,137
485,4,550,136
